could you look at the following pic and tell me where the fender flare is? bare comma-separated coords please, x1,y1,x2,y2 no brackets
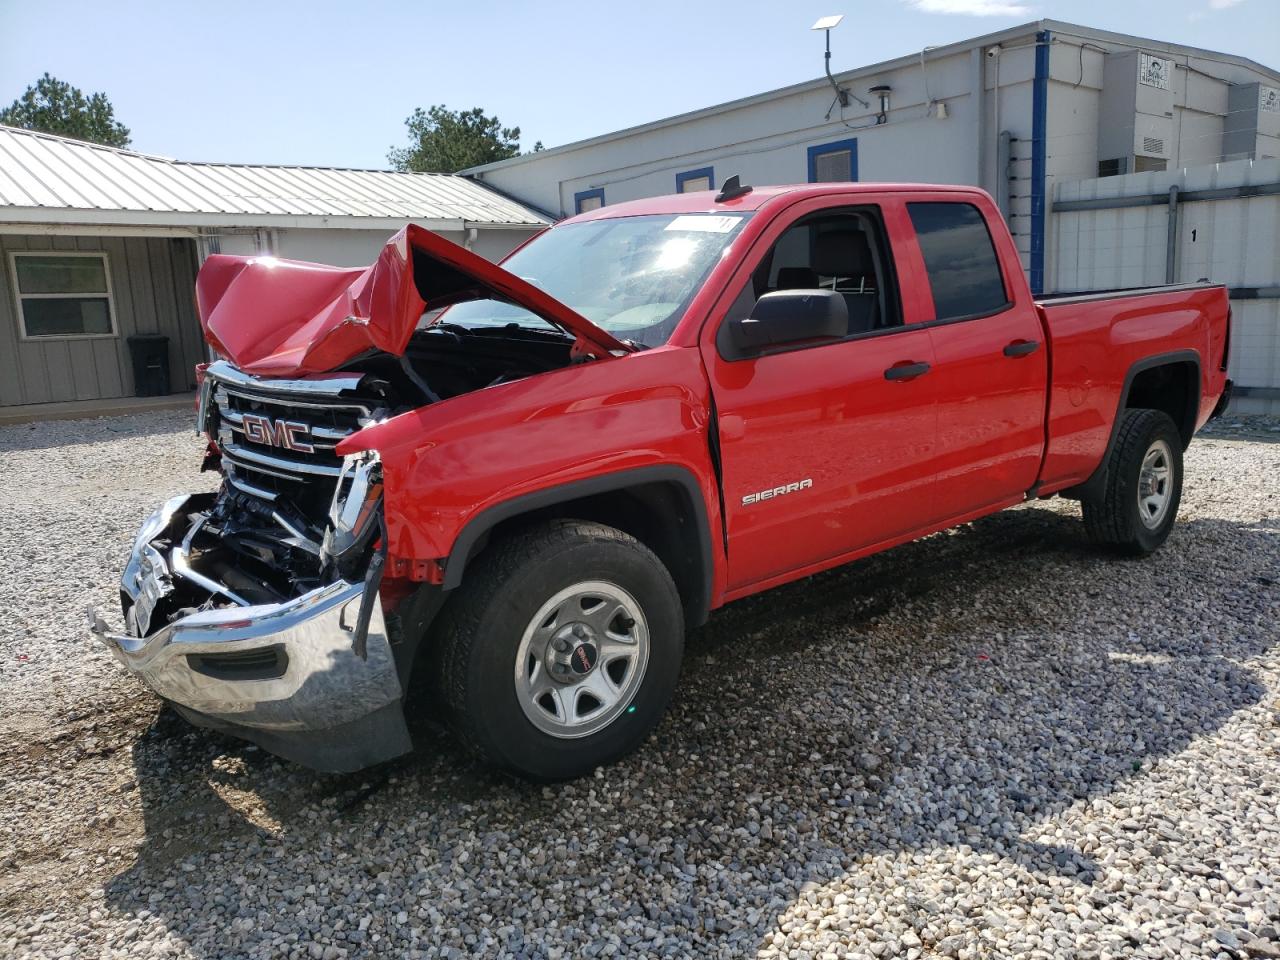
441,464,715,625
1070,349,1200,502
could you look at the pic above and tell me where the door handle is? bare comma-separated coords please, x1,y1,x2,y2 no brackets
884,361,931,381
1003,339,1041,358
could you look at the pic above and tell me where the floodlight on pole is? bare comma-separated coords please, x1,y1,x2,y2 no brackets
812,14,869,118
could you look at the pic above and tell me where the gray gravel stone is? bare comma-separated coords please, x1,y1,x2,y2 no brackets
1,412,1278,960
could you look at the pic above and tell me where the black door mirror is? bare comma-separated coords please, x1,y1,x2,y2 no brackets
727,289,848,355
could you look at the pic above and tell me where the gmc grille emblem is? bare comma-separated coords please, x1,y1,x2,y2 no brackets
240,414,314,453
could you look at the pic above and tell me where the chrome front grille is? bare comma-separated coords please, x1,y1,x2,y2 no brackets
201,360,381,501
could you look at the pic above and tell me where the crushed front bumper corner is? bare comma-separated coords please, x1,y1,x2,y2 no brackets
89,498,412,772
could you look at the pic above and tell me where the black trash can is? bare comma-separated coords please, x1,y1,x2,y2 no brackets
127,334,171,397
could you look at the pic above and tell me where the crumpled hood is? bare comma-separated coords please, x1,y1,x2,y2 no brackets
195,224,629,377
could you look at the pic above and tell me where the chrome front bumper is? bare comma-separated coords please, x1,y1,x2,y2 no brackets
89,496,412,771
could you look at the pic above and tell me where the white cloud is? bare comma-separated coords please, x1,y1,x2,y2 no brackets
1193,0,1245,19
904,0,1031,14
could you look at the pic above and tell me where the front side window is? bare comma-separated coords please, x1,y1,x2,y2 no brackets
441,212,750,348
907,202,1008,321
11,253,116,338
738,208,899,336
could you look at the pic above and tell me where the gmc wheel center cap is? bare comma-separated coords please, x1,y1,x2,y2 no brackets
549,624,599,680
570,642,598,675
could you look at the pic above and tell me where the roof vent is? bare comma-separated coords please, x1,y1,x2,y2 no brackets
715,175,753,203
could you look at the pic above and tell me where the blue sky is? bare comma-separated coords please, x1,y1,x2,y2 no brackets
0,0,1274,169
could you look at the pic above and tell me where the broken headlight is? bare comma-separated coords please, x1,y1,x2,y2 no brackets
323,451,383,568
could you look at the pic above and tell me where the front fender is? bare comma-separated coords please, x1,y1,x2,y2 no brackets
337,345,723,598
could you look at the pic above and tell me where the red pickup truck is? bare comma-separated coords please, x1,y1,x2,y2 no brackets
91,180,1231,780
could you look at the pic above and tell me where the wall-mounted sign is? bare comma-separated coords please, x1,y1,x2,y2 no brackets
1261,85,1280,115
1139,54,1171,90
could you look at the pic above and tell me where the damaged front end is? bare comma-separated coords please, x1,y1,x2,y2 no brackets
89,362,410,772
89,224,629,772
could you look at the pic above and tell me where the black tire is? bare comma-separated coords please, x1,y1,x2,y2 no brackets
1082,408,1184,555
435,519,684,781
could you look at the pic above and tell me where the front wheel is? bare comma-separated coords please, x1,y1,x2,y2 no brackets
1082,408,1184,555
435,520,684,781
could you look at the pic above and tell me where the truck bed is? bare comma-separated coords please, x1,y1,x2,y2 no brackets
1034,281,1231,496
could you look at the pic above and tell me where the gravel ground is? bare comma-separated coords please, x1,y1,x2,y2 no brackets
1,411,1278,960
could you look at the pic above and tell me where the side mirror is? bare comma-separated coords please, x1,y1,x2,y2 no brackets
728,289,848,354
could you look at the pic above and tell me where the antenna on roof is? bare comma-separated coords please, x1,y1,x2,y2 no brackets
715,175,753,203
812,14,869,119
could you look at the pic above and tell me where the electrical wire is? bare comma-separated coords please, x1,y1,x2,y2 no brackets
1072,42,1110,89
919,45,941,117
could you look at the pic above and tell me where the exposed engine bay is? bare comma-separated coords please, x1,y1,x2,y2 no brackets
135,324,576,637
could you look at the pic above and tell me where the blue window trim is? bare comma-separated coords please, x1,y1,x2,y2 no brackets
1029,29,1050,295
807,137,859,183
574,188,605,214
675,166,715,193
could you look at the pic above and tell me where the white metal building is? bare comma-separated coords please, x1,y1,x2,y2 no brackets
1054,157,1280,414
464,18,1279,298
0,125,548,410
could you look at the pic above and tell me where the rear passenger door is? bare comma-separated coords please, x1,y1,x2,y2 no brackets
909,199,1048,518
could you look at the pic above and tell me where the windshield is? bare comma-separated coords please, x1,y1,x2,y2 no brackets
438,213,750,348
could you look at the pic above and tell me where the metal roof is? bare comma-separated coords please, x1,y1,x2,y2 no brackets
0,125,548,230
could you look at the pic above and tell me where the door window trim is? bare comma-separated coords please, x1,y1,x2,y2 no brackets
740,317,933,362
926,300,1013,330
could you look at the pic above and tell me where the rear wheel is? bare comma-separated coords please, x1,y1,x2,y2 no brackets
436,520,684,781
1082,408,1183,555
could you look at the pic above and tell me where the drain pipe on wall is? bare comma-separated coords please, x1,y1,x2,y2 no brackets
1165,186,1180,284
997,130,1013,219
195,230,221,265
463,224,479,251
989,44,1002,198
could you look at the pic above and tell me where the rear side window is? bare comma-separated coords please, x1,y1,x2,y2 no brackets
907,202,1008,321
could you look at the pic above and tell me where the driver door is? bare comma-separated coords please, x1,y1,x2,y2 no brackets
701,198,939,593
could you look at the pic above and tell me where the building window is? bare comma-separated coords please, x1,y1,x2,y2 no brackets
807,138,858,183
676,167,715,193
574,188,605,214
10,252,116,339
1097,157,1129,178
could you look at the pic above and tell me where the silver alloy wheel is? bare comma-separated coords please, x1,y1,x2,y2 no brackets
513,580,650,739
1137,438,1174,530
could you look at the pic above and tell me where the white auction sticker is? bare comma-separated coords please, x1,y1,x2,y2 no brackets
664,215,742,233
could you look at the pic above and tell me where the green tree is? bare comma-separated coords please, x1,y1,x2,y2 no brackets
0,73,131,148
388,105,525,173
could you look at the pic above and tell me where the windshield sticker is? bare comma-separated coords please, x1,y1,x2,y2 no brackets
664,215,742,234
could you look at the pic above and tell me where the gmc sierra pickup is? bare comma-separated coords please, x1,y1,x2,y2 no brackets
90,180,1232,781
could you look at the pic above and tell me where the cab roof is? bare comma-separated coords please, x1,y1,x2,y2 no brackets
567,182,991,222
